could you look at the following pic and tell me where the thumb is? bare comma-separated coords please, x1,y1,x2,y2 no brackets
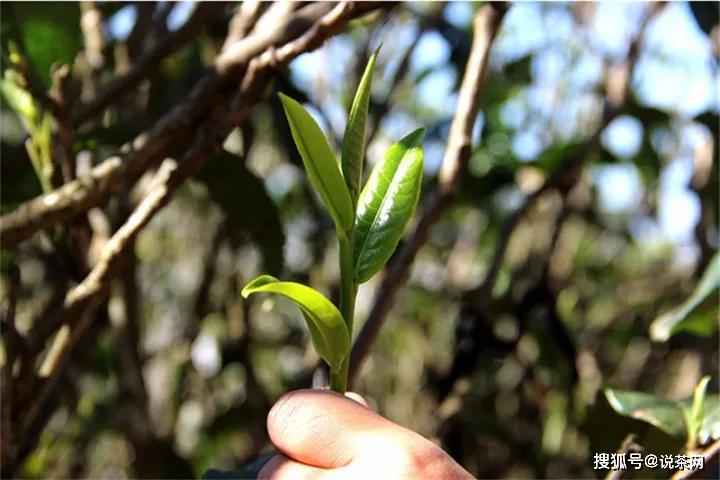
265,389,392,469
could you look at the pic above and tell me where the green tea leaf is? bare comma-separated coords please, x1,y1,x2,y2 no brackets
605,389,686,438
650,252,719,341
354,128,425,283
691,376,711,436
278,93,354,235
241,275,349,372
694,395,720,444
341,46,379,203
606,386,720,444
1,69,54,192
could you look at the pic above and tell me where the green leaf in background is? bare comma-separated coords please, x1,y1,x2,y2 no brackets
195,152,284,275
605,384,720,445
0,70,38,122
605,389,686,438
241,275,350,372
3,2,82,87
278,93,354,235
354,128,425,283
1,68,54,192
683,376,711,449
694,395,720,444
650,252,719,341
341,46,379,204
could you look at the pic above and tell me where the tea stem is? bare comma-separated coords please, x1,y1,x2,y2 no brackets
336,233,356,392
330,363,348,392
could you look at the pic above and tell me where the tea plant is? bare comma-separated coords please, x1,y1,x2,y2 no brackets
242,48,425,393
606,376,719,452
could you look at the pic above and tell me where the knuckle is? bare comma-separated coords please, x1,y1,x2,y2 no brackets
404,437,467,478
407,440,445,471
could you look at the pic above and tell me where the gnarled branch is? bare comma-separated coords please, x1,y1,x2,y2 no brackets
1,2,386,249
11,3,388,472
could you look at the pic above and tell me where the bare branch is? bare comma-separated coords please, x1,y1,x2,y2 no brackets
1,264,21,468
1,2,387,249
79,1,105,73
222,0,263,52
481,0,665,295
16,2,386,460
49,65,76,182
348,3,508,387
72,2,229,126
432,1,667,398
670,439,720,480
125,3,155,60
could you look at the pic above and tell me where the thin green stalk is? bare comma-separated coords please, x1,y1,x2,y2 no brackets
333,232,357,393
339,234,357,332
330,362,348,392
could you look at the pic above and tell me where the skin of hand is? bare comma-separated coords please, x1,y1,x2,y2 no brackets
258,389,475,479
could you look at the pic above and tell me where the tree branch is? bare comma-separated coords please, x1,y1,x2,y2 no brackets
348,3,508,387
478,0,665,297
50,65,77,183
0,263,20,469
79,1,106,75
71,2,228,126
1,2,386,249
13,3,387,467
671,439,720,480
221,0,262,52
433,1,667,399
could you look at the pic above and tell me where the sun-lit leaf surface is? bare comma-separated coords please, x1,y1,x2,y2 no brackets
1,69,54,192
695,396,720,444
605,389,686,438
650,252,719,341
354,128,425,283
682,376,712,448
241,275,349,372
0,73,38,123
691,376,711,436
341,46,379,204
279,93,354,235
606,387,720,444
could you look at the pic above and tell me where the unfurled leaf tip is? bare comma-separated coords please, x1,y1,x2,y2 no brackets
277,92,291,108
241,275,278,298
403,127,426,148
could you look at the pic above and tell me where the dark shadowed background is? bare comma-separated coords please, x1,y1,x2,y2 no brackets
1,1,718,478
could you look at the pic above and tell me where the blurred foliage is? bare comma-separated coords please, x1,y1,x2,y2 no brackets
1,2,718,479
650,253,719,341
606,377,719,448
195,150,285,275
1,2,82,87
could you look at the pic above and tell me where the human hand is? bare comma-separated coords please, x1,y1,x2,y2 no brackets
258,389,475,479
